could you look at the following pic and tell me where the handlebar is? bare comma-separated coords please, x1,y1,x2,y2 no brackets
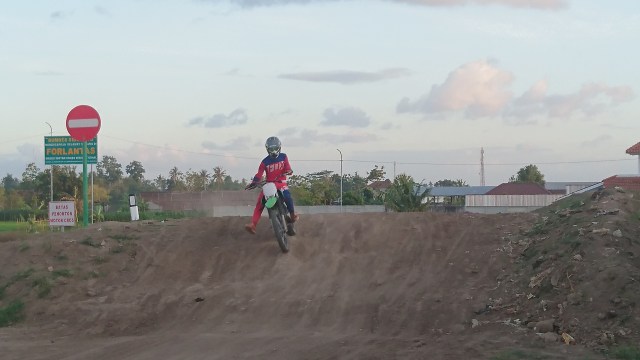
245,179,287,190
245,170,292,190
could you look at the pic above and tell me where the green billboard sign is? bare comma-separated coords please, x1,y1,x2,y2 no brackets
44,136,98,165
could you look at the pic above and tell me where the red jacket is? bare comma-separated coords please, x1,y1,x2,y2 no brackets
252,153,292,189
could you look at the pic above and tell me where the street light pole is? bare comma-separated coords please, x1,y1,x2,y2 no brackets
45,122,53,203
336,149,343,209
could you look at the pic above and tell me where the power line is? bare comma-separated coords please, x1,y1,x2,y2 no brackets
103,135,258,160
0,134,42,146
13,133,637,168
396,158,635,166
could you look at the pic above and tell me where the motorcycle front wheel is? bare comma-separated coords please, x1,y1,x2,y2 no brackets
268,206,289,253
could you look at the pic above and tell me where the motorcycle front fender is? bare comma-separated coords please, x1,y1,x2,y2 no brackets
265,196,278,209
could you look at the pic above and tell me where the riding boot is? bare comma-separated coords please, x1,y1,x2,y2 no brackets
245,223,256,234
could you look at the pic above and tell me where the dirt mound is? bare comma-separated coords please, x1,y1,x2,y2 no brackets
0,198,637,359
477,187,640,352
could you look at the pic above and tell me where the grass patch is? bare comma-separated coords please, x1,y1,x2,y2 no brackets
41,241,53,253
84,270,103,279
525,221,548,236
0,232,27,243
521,247,540,261
618,313,632,325
51,269,73,279
1,268,37,299
537,281,555,297
110,246,125,254
550,192,590,210
2,268,37,298
610,346,640,360
0,300,25,327
18,241,30,252
0,221,28,232
93,256,108,265
491,349,548,360
109,234,138,243
108,233,138,254
79,237,99,248
55,252,68,261
31,276,52,298
9,268,35,283
560,234,582,251
565,198,585,210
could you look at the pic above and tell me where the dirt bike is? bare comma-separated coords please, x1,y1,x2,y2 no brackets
246,180,296,253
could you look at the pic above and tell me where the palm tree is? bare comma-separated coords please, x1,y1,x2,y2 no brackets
384,174,429,212
154,175,167,191
199,169,210,191
212,166,227,191
168,166,184,191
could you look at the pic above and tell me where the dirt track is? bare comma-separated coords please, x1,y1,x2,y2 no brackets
0,210,627,359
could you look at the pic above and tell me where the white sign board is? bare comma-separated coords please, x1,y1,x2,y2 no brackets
49,201,76,226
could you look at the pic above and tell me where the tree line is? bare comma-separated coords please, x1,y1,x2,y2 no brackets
0,155,545,219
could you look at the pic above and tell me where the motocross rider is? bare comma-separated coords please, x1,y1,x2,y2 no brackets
244,136,299,234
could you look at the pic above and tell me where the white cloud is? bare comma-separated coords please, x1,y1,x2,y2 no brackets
202,0,566,10
187,108,248,128
202,136,253,151
320,107,371,128
507,81,635,120
279,68,411,85
94,6,111,16
50,11,65,20
397,60,514,118
278,127,299,136
278,128,378,146
391,0,566,10
397,61,635,123
380,122,398,130
581,134,613,148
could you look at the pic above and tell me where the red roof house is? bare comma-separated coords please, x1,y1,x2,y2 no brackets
368,179,392,192
602,175,640,191
627,141,640,175
626,142,640,155
485,182,551,195
597,141,640,191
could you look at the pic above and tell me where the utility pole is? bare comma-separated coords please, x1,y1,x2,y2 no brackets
480,147,486,186
45,122,53,202
336,149,343,209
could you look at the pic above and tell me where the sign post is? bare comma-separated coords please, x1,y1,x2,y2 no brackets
48,201,76,227
66,105,101,227
44,136,98,165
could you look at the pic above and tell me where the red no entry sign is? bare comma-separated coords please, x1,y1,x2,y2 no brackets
66,105,101,142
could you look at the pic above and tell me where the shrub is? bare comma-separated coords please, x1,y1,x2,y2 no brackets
0,300,25,327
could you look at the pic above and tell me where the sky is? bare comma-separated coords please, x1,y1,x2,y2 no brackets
1,0,640,186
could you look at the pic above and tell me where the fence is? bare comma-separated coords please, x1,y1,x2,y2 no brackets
209,205,386,217
464,194,563,214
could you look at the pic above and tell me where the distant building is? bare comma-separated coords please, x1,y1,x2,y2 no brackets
599,141,640,191
421,185,494,213
466,182,563,214
544,182,598,195
485,182,550,195
626,141,640,174
368,179,392,192
602,175,640,191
